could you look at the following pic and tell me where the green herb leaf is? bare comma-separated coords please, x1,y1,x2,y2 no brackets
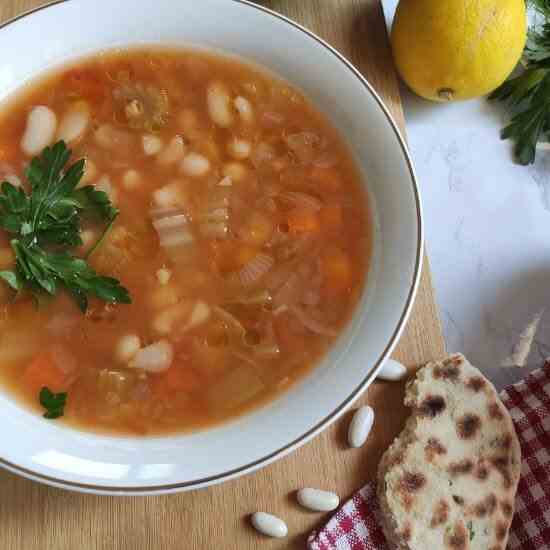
0,141,131,311
73,185,119,222
0,270,22,291
489,2,550,164
39,386,67,419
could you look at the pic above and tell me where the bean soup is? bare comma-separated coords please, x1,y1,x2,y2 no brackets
0,48,371,435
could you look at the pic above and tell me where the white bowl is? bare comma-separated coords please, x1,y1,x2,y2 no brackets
0,0,422,494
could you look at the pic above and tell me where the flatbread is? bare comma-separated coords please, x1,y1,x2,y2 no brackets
377,354,521,550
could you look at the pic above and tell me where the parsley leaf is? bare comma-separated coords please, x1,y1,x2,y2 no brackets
489,1,550,164
0,141,131,311
39,386,67,419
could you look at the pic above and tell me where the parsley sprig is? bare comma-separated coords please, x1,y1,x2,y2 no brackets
489,0,550,164
39,387,67,419
0,141,131,311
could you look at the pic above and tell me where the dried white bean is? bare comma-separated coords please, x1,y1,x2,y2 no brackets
142,134,163,156
227,138,251,160
297,488,339,512
152,302,190,335
377,359,407,381
207,81,234,128
122,169,142,191
223,162,248,182
184,301,210,331
56,101,90,144
21,106,57,156
251,512,287,538
348,406,374,448
157,135,187,165
234,96,254,123
116,334,141,363
153,182,185,208
180,152,210,177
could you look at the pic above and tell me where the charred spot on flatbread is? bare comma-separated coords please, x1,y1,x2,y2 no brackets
445,522,467,549
466,376,486,392
425,437,447,462
418,395,446,418
430,499,450,527
448,459,474,476
457,413,481,439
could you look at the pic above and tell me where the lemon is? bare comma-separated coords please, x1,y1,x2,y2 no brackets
390,0,527,102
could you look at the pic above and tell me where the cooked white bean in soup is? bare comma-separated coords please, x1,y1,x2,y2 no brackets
0,48,371,435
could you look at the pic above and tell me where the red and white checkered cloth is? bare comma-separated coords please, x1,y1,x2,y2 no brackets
308,362,550,550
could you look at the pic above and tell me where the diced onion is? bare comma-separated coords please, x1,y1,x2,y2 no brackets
151,207,195,249
288,305,337,337
235,253,274,288
285,132,320,164
129,340,174,372
277,191,323,211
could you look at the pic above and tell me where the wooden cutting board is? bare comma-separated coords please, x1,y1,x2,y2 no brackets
0,1,446,548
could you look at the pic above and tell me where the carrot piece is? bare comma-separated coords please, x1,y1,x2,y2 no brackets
320,204,343,231
309,167,344,192
321,246,354,297
155,366,200,396
23,352,67,395
0,142,19,164
287,208,321,234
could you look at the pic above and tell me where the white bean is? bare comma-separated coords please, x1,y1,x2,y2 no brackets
129,340,173,372
21,106,57,156
152,182,186,208
234,96,254,123
116,334,141,363
296,488,340,512
142,134,163,156
251,512,287,539
180,152,210,177
207,81,234,128
227,138,251,160
348,406,374,448
122,169,142,191
152,302,191,335
377,359,407,381
158,135,187,165
223,162,248,182
56,101,90,144
184,301,210,331
156,268,172,286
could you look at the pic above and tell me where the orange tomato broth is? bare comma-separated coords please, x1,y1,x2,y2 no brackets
0,47,371,435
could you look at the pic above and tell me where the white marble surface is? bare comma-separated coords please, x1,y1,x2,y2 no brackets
383,1,548,388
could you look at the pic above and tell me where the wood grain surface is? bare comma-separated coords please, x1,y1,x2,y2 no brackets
0,1,446,549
